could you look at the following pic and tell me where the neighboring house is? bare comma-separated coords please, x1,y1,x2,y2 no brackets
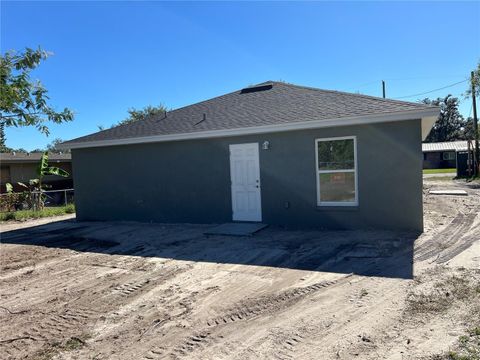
0,152,73,193
60,81,438,231
422,141,468,169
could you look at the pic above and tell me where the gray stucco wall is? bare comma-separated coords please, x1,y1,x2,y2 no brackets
72,119,423,231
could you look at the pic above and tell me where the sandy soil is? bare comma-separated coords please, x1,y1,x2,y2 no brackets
0,179,479,360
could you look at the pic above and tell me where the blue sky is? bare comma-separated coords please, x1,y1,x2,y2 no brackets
1,1,479,151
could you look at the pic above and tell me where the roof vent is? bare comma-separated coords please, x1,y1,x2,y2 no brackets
240,84,273,94
194,113,207,126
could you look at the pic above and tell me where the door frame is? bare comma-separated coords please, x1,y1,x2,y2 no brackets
229,142,262,222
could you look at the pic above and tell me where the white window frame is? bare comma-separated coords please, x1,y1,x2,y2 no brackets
315,136,358,207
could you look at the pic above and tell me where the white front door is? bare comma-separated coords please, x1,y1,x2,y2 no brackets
229,143,262,222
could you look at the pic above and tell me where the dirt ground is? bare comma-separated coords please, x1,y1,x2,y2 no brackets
0,179,479,360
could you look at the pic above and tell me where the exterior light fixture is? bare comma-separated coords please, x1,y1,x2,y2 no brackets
262,141,270,150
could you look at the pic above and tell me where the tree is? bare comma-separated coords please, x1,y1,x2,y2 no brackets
16,152,69,210
46,138,69,153
461,117,480,141
9,147,28,153
0,47,74,136
0,122,6,152
423,95,467,142
116,104,167,127
19,138,68,153
96,104,167,129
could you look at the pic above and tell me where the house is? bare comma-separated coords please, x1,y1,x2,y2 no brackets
60,81,439,231
422,141,468,169
0,152,73,193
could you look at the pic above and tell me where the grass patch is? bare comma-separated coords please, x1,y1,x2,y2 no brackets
446,327,480,360
423,168,457,174
0,204,75,222
63,337,86,351
420,271,480,360
32,335,89,360
406,274,480,315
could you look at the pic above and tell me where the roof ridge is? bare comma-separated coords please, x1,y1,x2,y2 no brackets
167,86,245,115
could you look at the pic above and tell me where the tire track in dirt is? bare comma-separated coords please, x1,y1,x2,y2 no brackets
0,260,191,350
0,307,99,359
0,245,62,273
229,276,395,360
141,275,351,359
0,240,176,309
437,215,480,263
0,235,120,283
107,265,188,299
144,331,212,360
1,263,194,359
0,259,131,308
415,205,479,262
113,279,152,296
78,263,193,314
110,284,221,359
268,332,305,360
275,338,303,360
29,308,99,340
205,277,347,327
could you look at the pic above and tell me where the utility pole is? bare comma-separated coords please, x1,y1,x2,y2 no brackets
472,71,479,176
382,80,386,98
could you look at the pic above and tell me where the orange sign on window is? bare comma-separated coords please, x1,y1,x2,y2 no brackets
331,173,345,184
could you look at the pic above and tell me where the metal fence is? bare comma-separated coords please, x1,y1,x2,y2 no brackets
42,188,75,207
0,188,74,211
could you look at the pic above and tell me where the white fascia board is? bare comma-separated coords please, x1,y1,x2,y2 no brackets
59,108,439,150
423,147,468,153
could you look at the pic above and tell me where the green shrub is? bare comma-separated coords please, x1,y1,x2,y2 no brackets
0,205,75,221
0,193,20,212
3,212,16,221
65,203,75,214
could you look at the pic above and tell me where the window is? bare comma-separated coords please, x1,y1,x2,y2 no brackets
442,152,455,161
316,136,358,206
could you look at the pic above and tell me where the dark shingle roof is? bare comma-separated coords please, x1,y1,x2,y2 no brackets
0,152,71,163
64,81,436,145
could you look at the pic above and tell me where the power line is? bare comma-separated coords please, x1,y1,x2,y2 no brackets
349,75,467,92
385,75,467,81
350,80,381,92
393,79,469,99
